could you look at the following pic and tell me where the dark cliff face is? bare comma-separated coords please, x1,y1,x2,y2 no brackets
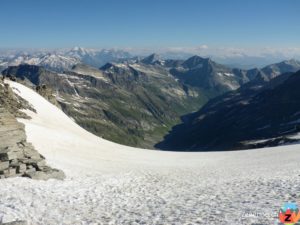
2,65,60,108
156,70,300,151
2,64,48,85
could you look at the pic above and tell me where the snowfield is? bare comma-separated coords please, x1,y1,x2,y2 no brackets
0,81,300,225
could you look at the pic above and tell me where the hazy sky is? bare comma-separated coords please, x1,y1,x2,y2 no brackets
0,0,299,49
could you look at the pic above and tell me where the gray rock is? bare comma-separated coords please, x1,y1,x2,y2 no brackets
0,79,65,180
23,146,41,159
25,169,65,180
25,168,36,174
0,146,9,154
20,159,38,165
0,151,18,161
9,159,20,167
0,161,9,171
2,168,16,178
17,164,26,173
35,160,47,170
0,169,8,175
6,168,16,177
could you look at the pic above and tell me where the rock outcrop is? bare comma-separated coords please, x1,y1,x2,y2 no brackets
0,77,65,180
35,84,60,108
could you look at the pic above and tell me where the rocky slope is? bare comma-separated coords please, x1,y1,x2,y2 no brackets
157,70,300,150
261,59,300,80
1,64,202,148
0,77,65,180
232,59,300,83
2,54,253,148
3,57,300,148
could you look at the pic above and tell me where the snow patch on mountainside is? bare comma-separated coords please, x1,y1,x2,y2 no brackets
0,81,299,225
1,54,80,72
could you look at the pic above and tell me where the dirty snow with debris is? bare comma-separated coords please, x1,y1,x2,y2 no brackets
0,81,299,225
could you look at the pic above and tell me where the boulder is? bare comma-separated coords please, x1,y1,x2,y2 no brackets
23,145,41,159
1,168,16,178
35,160,47,170
9,159,20,167
0,161,9,171
16,164,26,173
25,167,36,174
0,152,18,161
0,147,9,154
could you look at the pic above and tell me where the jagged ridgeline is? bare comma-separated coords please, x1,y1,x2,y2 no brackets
0,77,65,179
1,55,249,148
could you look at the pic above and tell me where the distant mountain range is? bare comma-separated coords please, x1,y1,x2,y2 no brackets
0,47,132,72
2,53,300,149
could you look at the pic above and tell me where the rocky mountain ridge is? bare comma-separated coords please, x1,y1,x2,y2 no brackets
3,53,259,147
157,69,300,151
2,63,204,147
3,55,300,148
0,77,65,180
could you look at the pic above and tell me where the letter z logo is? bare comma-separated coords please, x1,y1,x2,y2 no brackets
284,213,292,222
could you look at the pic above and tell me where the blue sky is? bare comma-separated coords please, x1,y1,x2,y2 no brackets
0,0,299,48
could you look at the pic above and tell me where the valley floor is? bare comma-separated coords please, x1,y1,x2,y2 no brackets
0,81,299,225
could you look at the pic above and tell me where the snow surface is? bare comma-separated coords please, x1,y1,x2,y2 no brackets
0,81,300,224
0,53,80,72
217,72,234,77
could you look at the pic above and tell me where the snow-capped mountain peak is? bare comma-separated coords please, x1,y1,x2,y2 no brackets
0,47,132,72
67,46,95,58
